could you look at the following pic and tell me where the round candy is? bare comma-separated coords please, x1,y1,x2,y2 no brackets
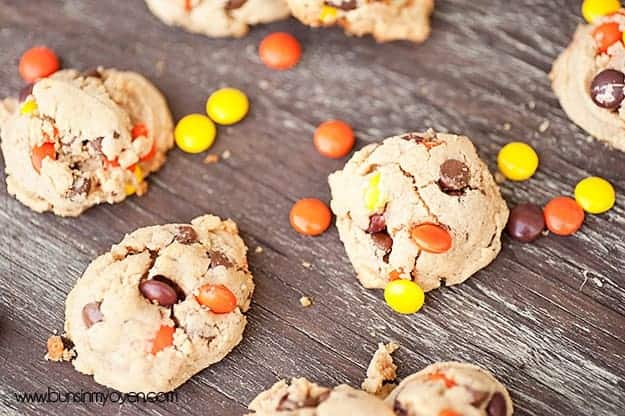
507,203,545,242
259,32,302,70
497,142,539,181
150,325,175,354
206,87,249,125
19,46,60,83
544,196,585,236
410,223,452,253
384,279,425,314
289,198,332,236
314,120,355,159
124,166,144,196
593,22,622,53
196,284,237,314
590,69,625,109
174,114,216,153
31,142,56,173
582,0,621,23
20,99,38,115
574,176,616,214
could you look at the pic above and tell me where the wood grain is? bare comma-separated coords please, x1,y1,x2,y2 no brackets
0,1,624,415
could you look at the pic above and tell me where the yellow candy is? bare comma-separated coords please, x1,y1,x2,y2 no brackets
384,279,425,315
364,172,387,212
175,114,216,154
124,166,144,196
497,142,539,181
320,5,338,23
206,88,249,126
574,176,616,214
582,0,621,23
20,99,38,115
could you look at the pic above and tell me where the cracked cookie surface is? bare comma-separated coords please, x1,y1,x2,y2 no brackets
328,130,509,292
0,68,173,216
287,0,434,43
551,11,625,153
248,378,395,415
64,215,254,393
145,0,290,38
386,362,514,416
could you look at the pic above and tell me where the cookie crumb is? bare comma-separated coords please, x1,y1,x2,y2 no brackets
45,335,75,362
299,296,313,307
203,154,220,164
502,122,511,131
135,181,148,197
221,150,231,160
255,246,264,254
592,277,604,288
494,171,506,184
538,120,550,133
362,342,399,398
302,261,312,269
528,101,536,110
155,59,166,76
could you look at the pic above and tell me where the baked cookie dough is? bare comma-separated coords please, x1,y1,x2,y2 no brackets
0,68,173,216
248,378,395,415
145,0,290,38
64,215,254,393
551,11,625,153
287,0,434,43
328,130,508,292
386,362,514,416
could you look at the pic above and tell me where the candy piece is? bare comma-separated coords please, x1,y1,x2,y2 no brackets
31,142,56,173
150,325,175,354
384,279,425,314
206,87,249,125
364,172,387,212
543,196,585,236
320,5,338,23
131,122,148,139
366,213,386,233
590,69,625,109
289,198,332,236
439,410,460,416
20,99,38,115
487,392,508,416
174,113,216,153
196,284,237,313
574,176,616,214
313,120,355,159
410,223,452,254
124,166,144,196
19,46,60,83
81,302,103,328
259,32,302,70
139,279,179,306
593,21,622,53
582,0,621,23
428,372,456,388
497,142,539,181
507,203,545,242
439,159,470,194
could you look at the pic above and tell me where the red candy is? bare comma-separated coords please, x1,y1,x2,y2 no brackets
259,32,302,70
31,142,56,173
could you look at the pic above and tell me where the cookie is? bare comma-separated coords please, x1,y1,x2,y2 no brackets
551,12,625,153
0,68,173,216
328,130,509,292
386,362,514,416
286,0,434,43
145,0,290,38
64,215,254,393
248,378,395,415
361,342,399,398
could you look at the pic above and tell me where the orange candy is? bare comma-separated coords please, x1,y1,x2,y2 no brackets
427,371,456,388
19,46,60,83
411,223,452,254
31,142,56,173
259,32,302,70
289,198,332,236
150,325,174,354
131,123,148,139
592,22,622,53
314,120,355,159
439,410,460,416
196,284,237,314
543,196,585,236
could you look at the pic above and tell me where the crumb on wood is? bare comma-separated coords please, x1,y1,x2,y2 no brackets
299,296,313,307
155,59,165,76
538,120,550,133
203,154,220,164
528,101,536,110
221,150,231,160
45,335,75,362
302,261,312,269
502,122,511,131
255,246,264,254
361,342,399,398
136,181,148,197
494,171,506,184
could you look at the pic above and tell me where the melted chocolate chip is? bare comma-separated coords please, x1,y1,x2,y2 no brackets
139,278,179,306
371,231,393,253
82,68,102,78
225,0,247,9
174,226,198,244
209,250,233,268
70,177,91,196
19,83,34,102
487,392,507,416
401,133,426,143
82,302,104,328
393,401,409,416
326,0,357,10
366,214,387,233
591,69,625,110
439,159,470,194
277,390,329,411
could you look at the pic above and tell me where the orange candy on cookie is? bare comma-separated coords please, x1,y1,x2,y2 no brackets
19,46,60,83
289,198,332,236
31,142,56,173
259,32,302,70
592,21,622,53
543,196,585,236
150,325,175,354
314,120,355,159
196,284,237,314
411,223,452,253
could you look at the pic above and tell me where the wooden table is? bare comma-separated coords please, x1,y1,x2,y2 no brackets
0,1,623,415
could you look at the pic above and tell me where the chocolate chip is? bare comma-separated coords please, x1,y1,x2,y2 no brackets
209,250,233,268
19,83,34,102
175,226,198,244
82,68,102,78
393,401,409,416
225,0,247,9
507,203,544,242
371,231,393,253
366,214,386,233
70,177,91,196
82,302,104,328
401,133,426,143
467,388,489,406
487,392,507,416
439,159,470,194
590,69,625,110
139,278,179,306
90,137,104,155
326,0,357,10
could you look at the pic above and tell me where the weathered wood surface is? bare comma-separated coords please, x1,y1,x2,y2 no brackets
0,0,623,415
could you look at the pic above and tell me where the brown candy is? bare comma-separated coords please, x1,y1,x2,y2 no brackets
209,250,233,268
70,177,91,196
225,0,247,10
507,203,544,243
175,225,198,244
487,392,507,416
366,214,387,233
439,159,470,194
371,231,393,253
139,278,178,306
82,302,104,328
326,0,357,10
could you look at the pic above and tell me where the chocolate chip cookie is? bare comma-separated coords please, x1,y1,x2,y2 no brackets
287,0,434,43
551,10,625,153
64,215,254,393
145,0,290,38
328,130,509,292
386,362,514,416
248,378,395,415
0,68,173,216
